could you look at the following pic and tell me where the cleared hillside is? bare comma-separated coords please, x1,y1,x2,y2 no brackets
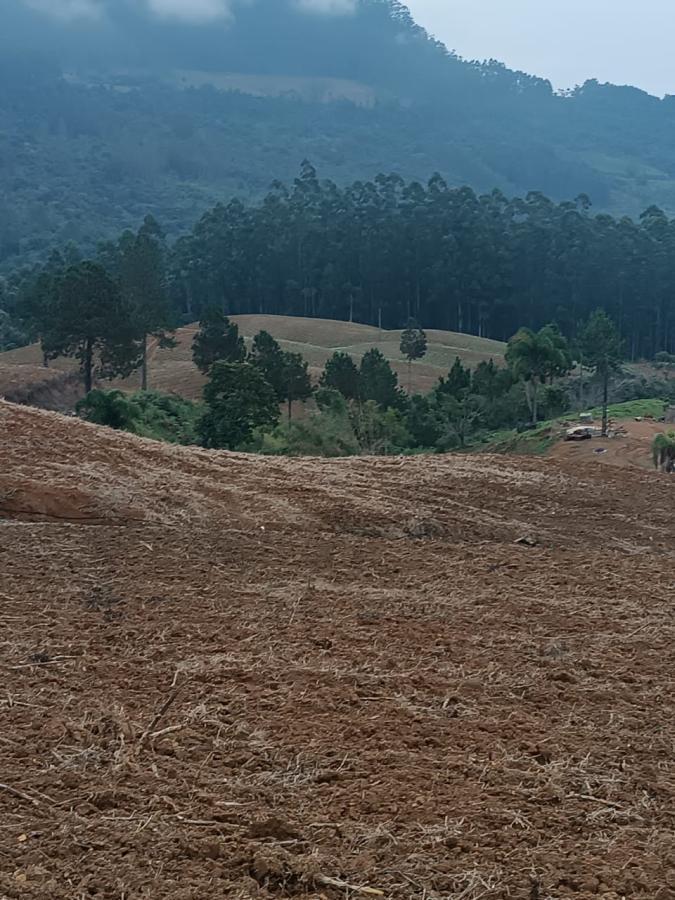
1,315,506,401
1,399,673,898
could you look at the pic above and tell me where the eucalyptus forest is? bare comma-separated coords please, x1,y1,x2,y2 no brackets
5,163,675,361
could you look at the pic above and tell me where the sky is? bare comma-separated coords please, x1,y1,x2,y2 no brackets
406,0,673,97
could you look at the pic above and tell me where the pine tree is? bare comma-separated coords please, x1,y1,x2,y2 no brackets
38,261,140,393
319,351,360,400
116,216,175,391
192,308,245,374
250,330,287,399
281,351,313,422
438,357,471,399
579,310,623,436
199,361,279,449
359,348,404,410
399,318,428,392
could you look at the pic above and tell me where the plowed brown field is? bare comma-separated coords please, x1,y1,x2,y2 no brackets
1,401,674,899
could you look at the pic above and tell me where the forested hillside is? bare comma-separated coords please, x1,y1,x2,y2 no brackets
4,0,675,268
4,166,675,360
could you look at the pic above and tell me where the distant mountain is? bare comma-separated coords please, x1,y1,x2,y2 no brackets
2,0,675,267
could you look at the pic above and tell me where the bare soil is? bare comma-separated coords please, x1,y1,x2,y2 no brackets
1,401,674,899
550,420,665,471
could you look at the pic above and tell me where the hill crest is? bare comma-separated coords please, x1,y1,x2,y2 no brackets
0,315,506,402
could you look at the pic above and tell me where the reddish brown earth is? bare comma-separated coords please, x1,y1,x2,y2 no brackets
549,420,665,472
1,400,674,899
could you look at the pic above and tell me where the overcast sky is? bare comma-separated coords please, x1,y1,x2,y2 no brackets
406,0,673,96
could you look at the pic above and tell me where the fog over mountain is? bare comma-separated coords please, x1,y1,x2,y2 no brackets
23,0,358,22
3,0,675,268
3,0,408,76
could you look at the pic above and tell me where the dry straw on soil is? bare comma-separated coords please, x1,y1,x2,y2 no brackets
0,400,674,899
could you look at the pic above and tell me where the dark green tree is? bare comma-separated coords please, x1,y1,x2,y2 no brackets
102,216,175,391
0,308,26,352
406,394,444,448
76,389,141,432
437,393,486,449
249,330,286,399
438,357,472,399
78,389,200,444
192,308,246,374
37,261,140,393
319,351,360,400
399,318,428,392
18,260,65,365
471,359,513,399
351,401,412,455
580,310,623,436
359,348,404,410
281,351,313,422
199,361,279,449
506,326,566,425
539,323,574,382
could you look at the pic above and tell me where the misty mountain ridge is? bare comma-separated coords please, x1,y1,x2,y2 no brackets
3,0,675,267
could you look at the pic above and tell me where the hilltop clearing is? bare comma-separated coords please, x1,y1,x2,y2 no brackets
0,315,505,402
1,400,673,898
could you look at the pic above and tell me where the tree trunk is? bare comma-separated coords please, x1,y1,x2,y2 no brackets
84,339,93,395
184,280,193,319
602,369,609,437
531,381,538,426
141,334,148,392
287,397,293,424
408,359,412,394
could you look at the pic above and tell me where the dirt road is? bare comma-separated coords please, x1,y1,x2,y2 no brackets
1,401,674,898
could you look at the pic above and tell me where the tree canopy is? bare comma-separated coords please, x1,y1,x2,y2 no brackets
506,326,573,425
580,310,623,435
319,351,361,401
7,0,675,275
98,216,175,390
400,319,428,392
7,169,675,363
359,348,404,411
192,309,246,374
35,260,140,393
199,361,280,450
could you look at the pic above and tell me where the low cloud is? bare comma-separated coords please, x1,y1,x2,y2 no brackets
294,0,357,12
22,0,358,22
25,0,105,20
145,0,234,23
